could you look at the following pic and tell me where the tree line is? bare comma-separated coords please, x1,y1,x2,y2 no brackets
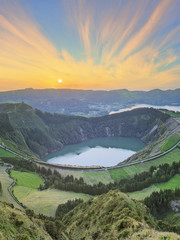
143,188,180,235
38,160,180,196
3,156,180,197
119,161,180,192
55,199,83,219
144,188,180,216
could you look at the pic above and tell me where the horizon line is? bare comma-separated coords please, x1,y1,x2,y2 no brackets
0,87,180,93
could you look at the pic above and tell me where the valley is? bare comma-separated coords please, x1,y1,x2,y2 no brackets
0,102,180,239
1,0,180,238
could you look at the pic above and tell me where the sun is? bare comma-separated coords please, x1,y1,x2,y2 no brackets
58,79,62,83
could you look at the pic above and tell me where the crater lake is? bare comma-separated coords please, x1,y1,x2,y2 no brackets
43,137,146,167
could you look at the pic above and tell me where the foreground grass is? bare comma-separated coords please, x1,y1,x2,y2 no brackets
13,186,91,217
161,134,180,152
110,147,180,181
0,148,15,157
0,201,52,240
11,170,43,189
128,174,180,201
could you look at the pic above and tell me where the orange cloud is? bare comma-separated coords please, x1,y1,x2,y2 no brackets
0,0,179,91
118,0,171,61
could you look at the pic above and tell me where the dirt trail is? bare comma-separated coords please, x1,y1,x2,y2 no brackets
0,166,22,208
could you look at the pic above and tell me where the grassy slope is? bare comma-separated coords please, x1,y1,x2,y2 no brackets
110,147,180,181
83,170,113,185
0,167,20,208
161,110,180,119
14,187,91,217
62,190,180,240
128,185,159,201
161,134,180,152
156,174,180,191
128,174,180,201
0,148,15,157
11,170,91,217
11,170,43,189
0,201,53,240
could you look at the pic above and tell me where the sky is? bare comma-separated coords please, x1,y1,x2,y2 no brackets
0,0,180,91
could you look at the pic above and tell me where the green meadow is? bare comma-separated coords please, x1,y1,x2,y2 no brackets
109,147,180,181
13,187,91,217
10,170,43,189
161,134,180,152
11,170,91,216
0,148,15,157
128,174,180,201
83,170,113,184
156,174,180,191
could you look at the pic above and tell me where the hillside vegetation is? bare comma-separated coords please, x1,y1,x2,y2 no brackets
128,174,180,201
62,190,180,240
1,190,180,239
0,102,175,160
161,134,180,152
0,201,53,240
110,147,180,181
0,148,15,157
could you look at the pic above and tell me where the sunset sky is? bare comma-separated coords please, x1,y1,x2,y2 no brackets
0,0,180,91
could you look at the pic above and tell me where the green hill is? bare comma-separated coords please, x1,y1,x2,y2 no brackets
0,102,177,160
1,190,180,240
0,103,60,158
0,202,53,240
62,190,180,240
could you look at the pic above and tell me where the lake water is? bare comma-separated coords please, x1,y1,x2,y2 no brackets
109,104,180,115
43,137,146,167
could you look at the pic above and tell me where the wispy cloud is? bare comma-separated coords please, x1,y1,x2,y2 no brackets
63,0,180,89
0,0,179,91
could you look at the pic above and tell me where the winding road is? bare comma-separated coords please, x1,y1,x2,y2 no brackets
0,140,180,171
106,140,180,170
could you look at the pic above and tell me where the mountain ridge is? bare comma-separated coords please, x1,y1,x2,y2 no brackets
62,190,180,240
0,102,178,162
0,88,179,116
0,190,180,240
